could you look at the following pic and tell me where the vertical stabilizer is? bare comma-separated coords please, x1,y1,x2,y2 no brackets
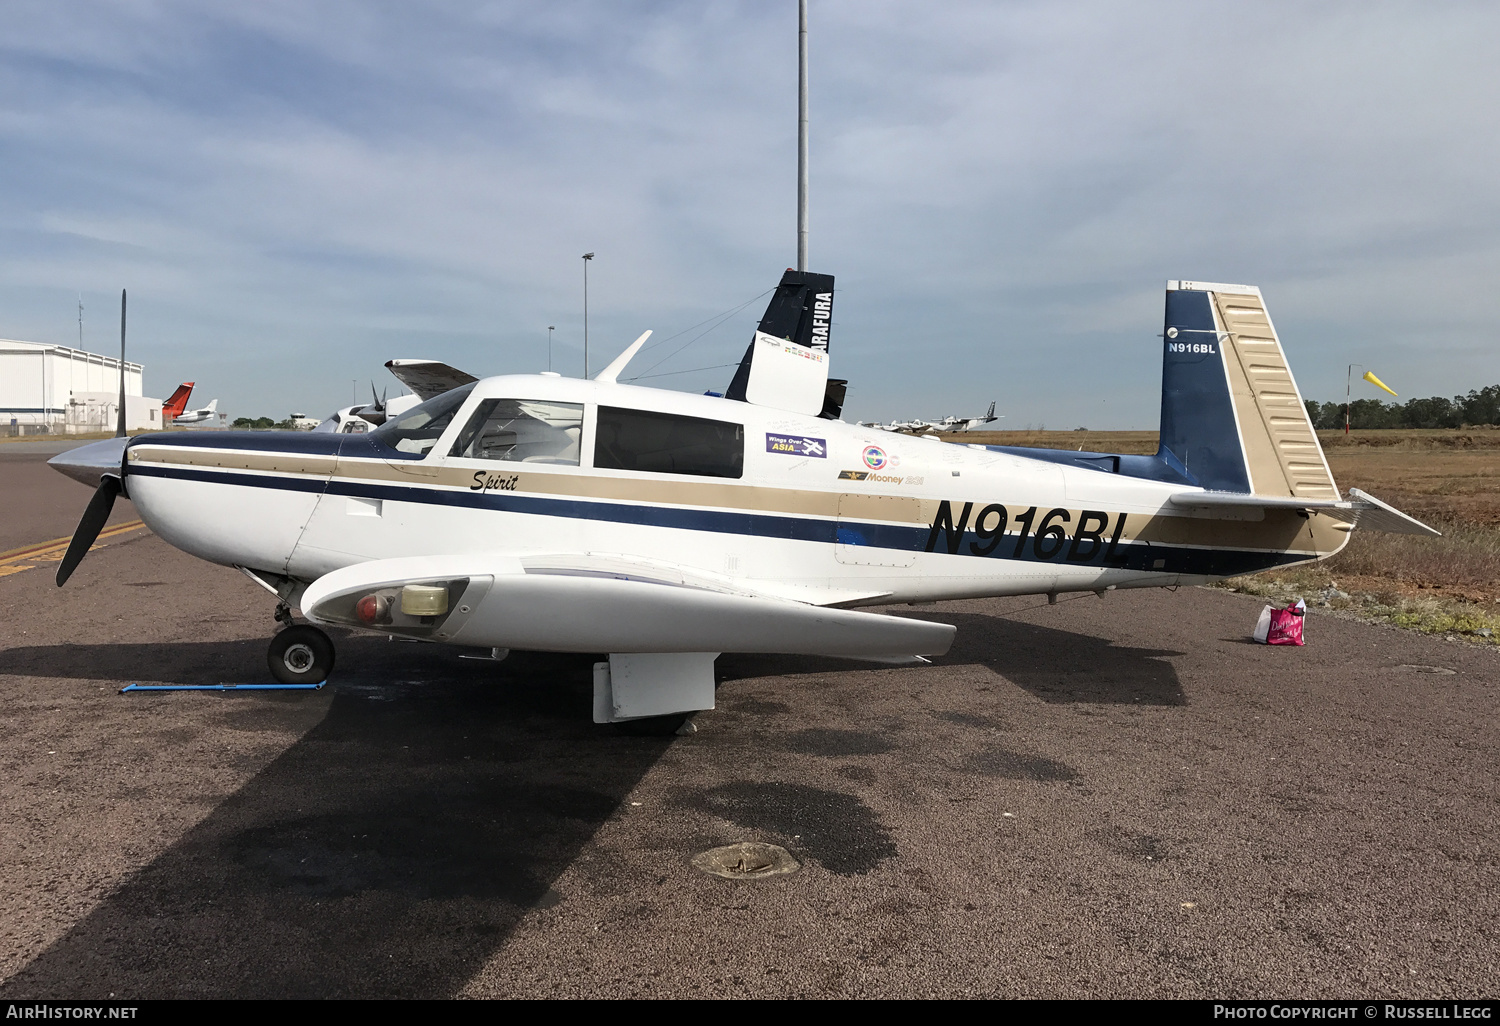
162,383,195,421
726,269,835,407
1160,281,1336,498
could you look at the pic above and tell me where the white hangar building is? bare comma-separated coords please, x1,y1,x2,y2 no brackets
0,339,164,434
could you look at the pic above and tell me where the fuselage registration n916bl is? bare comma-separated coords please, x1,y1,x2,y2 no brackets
50,273,1436,725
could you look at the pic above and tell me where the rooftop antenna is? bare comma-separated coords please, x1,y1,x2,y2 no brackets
797,0,808,271
116,289,127,438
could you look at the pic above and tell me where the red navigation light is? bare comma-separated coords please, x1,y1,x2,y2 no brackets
355,593,383,624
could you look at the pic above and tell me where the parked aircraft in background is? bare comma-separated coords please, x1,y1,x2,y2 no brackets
172,398,218,426
161,383,195,423
861,402,999,435
944,402,1000,431
316,364,476,434
51,273,1437,730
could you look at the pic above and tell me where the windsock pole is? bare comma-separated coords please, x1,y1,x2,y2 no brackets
1345,364,1353,435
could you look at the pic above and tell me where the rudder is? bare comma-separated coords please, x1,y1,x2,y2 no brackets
1159,280,1336,499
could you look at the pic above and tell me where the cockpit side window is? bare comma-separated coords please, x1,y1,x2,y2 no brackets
594,406,743,478
370,383,476,456
449,399,584,465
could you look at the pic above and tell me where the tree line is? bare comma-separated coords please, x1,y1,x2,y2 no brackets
1304,385,1500,430
232,416,299,430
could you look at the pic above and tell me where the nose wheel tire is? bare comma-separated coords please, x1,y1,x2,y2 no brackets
268,625,335,685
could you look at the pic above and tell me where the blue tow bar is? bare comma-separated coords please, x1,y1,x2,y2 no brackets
119,682,326,694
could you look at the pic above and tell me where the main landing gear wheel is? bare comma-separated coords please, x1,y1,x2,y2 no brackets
267,625,335,685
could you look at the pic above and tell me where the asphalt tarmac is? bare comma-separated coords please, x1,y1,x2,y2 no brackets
0,449,1495,998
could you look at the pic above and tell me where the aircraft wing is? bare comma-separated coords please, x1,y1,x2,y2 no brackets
1167,487,1440,536
385,359,479,401
300,553,950,662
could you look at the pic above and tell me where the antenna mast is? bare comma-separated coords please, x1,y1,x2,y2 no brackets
797,0,808,272
116,290,127,438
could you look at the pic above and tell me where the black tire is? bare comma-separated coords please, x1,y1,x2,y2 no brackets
267,625,335,684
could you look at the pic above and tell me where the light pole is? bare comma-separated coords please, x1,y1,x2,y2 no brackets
582,253,594,378
548,325,555,373
797,0,808,271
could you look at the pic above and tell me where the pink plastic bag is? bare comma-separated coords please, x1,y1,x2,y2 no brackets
1266,600,1306,646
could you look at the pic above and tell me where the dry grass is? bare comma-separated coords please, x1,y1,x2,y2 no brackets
1221,563,1500,645
941,429,1159,454
1323,521,1500,595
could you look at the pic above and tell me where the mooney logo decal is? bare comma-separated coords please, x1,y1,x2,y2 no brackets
924,500,1129,564
862,446,888,470
839,470,904,484
766,433,827,458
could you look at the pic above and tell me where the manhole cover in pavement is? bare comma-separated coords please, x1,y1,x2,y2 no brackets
1394,664,1457,675
692,842,799,880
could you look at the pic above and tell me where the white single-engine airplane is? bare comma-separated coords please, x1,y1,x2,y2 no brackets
172,398,219,426
51,274,1437,725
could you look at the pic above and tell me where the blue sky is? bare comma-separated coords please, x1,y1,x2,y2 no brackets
2,1,1497,427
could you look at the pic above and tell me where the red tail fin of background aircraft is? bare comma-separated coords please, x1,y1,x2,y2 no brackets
162,383,195,422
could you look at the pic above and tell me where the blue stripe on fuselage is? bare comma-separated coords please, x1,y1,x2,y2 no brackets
127,461,1311,579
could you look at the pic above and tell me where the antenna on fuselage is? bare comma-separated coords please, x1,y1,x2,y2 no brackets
594,330,653,384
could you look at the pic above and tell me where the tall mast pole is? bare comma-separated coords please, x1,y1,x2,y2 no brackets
797,0,808,272
582,253,594,378
116,290,127,438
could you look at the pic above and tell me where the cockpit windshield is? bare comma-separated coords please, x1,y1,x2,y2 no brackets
370,383,476,456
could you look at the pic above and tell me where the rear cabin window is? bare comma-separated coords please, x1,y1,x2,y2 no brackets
594,406,743,479
449,399,584,465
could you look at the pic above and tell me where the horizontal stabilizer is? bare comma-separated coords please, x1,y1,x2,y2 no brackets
1345,488,1442,537
1168,488,1440,536
385,359,479,401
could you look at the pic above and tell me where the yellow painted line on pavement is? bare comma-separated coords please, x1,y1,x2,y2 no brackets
0,520,148,569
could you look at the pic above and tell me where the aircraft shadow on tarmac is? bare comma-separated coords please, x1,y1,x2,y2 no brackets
0,611,1182,998
718,610,1186,707
0,640,675,999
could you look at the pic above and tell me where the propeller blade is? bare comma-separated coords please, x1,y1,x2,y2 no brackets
56,475,122,587
357,381,388,425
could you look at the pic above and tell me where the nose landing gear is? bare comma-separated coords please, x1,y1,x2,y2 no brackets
268,624,335,685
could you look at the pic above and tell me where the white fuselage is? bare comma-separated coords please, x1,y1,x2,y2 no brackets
122,374,1338,611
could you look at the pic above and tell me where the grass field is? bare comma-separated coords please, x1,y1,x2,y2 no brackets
936,427,1500,644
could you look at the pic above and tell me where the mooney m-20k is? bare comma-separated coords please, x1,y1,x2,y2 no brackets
51,274,1436,725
